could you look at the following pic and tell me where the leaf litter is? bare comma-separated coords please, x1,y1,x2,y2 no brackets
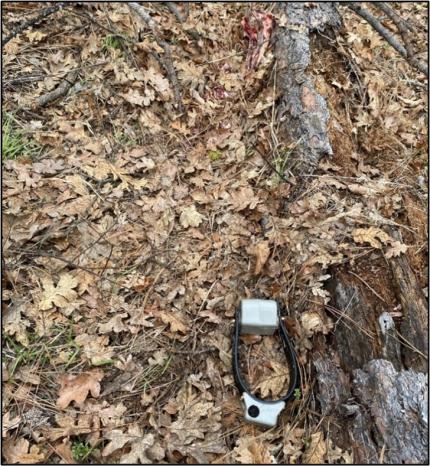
2,2,427,464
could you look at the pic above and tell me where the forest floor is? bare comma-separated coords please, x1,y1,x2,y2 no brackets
2,3,428,464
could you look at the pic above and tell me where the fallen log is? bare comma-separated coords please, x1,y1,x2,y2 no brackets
314,353,428,464
313,258,428,463
274,2,341,197
388,227,428,372
273,3,428,463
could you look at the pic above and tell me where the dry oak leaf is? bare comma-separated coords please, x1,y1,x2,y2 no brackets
102,425,154,464
98,313,128,334
146,67,171,96
56,369,104,409
119,427,155,464
64,174,89,196
84,140,104,155
74,333,114,365
47,413,92,441
3,437,45,464
303,431,327,464
160,311,188,333
38,273,78,310
249,241,271,274
179,205,204,228
352,227,391,249
230,186,260,211
120,88,146,106
257,360,289,398
234,437,275,464
54,438,76,464
301,311,333,336
2,411,21,438
385,241,408,258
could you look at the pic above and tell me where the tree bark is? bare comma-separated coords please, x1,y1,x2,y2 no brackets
274,2,341,197
313,259,428,463
274,3,428,463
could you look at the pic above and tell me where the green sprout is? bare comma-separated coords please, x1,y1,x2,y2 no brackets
137,355,172,391
72,441,95,462
208,150,222,162
2,114,39,160
102,34,124,52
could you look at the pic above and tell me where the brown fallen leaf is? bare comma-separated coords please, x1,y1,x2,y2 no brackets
74,334,114,365
179,205,204,228
230,186,259,211
102,424,154,463
53,438,76,464
38,273,78,311
160,311,188,333
47,413,93,441
56,369,104,409
84,140,104,155
303,431,327,464
249,241,271,274
240,334,262,345
3,436,45,464
257,360,289,398
120,88,147,106
234,437,275,464
352,227,391,249
385,241,407,258
2,411,21,438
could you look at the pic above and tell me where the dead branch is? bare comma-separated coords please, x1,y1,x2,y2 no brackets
128,2,183,113
388,227,428,372
36,52,80,107
68,9,135,44
347,3,428,77
163,1,202,45
164,2,185,23
4,74,45,88
375,2,423,72
274,3,341,202
375,2,415,33
2,2,65,46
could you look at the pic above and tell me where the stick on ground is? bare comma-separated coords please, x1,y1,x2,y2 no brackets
128,2,184,112
36,53,80,107
347,3,428,77
2,2,65,46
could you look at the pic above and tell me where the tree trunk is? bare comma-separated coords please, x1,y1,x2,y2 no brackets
274,2,340,200
274,3,428,463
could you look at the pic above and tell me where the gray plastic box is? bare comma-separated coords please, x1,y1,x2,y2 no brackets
240,299,278,335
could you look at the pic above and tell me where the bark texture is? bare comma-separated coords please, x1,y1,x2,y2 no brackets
314,262,428,464
389,228,428,372
274,3,341,186
273,4,428,463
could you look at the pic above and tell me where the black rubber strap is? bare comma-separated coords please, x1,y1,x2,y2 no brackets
232,305,300,403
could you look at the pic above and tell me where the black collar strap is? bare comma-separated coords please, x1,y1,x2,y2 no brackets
232,300,300,427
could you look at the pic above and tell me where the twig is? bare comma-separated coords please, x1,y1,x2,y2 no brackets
68,8,135,43
163,1,202,45
36,50,81,107
4,74,45,87
128,2,184,112
36,69,79,107
375,2,415,33
164,2,185,23
2,2,65,46
375,2,423,71
347,3,428,77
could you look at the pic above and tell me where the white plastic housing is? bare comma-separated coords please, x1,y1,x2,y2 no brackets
240,299,278,335
242,392,285,428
